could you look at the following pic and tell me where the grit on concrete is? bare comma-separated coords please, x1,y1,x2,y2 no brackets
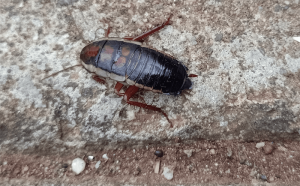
0,0,300,185
1,141,300,185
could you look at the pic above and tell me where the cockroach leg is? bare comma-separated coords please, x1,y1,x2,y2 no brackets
123,85,173,127
105,26,111,37
189,74,198,77
114,82,124,96
92,75,106,84
128,15,172,42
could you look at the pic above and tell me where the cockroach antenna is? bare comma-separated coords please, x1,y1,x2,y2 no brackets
42,64,82,81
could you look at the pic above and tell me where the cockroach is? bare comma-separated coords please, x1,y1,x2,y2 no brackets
43,15,197,127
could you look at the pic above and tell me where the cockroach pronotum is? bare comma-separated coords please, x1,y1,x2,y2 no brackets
43,15,197,127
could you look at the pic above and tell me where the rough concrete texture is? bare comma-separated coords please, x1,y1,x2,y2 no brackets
1,0,300,155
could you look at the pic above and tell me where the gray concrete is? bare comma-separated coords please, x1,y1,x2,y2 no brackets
1,0,300,154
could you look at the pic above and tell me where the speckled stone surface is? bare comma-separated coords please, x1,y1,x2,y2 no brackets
1,0,300,155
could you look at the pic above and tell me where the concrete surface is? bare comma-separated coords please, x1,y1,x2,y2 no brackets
1,0,300,156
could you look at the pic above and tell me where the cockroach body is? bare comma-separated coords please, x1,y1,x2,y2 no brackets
80,38,193,95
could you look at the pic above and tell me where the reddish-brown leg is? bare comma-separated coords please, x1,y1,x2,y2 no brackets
92,75,106,84
189,74,198,77
124,86,173,127
124,15,172,42
105,26,111,37
114,82,124,96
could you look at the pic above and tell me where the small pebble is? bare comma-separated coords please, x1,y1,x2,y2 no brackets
3,161,7,166
154,150,163,157
22,165,29,173
162,167,173,180
259,174,267,181
263,144,275,154
102,154,109,160
215,33,223,41
183,149,193,158
256,142,265,148
154,160,160,174
95,161,101,169
239,155,247,164
209,149,216,155
88,156,94,161
71,158,86,175
293,37,300,42
278,146,287,152
226,147,232,158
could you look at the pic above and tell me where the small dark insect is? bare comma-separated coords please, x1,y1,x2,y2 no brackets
43,15,197,127
154,150,164,157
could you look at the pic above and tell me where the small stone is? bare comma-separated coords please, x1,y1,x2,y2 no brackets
205,48,213,56
22,165,29,173
278,146,287,152
274,4,282,12
3,161,7,166
215,33,223,41
183,149,193,158
269,176,275,182
102,154,109,160
239,155,247,164
71,158,86,175
226,147,232,158
209,149,216,155
154,150,163,157
154,160,160,174
162,167,173,180
259,174,267,181
256,142,265,148
88,156,94,161
293,37,300,42
263,144,275,155
280,68,289,76
95,161,101,169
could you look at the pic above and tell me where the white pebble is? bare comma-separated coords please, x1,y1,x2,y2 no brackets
88,156,94,161
3,161,7,165
162,167,173,180
183,149,193,158
71,158,86,175
209,149,216,154
256,142,265,148
102,154,109,160
293,37,300,42
95,161,101,169
22,165,29,173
